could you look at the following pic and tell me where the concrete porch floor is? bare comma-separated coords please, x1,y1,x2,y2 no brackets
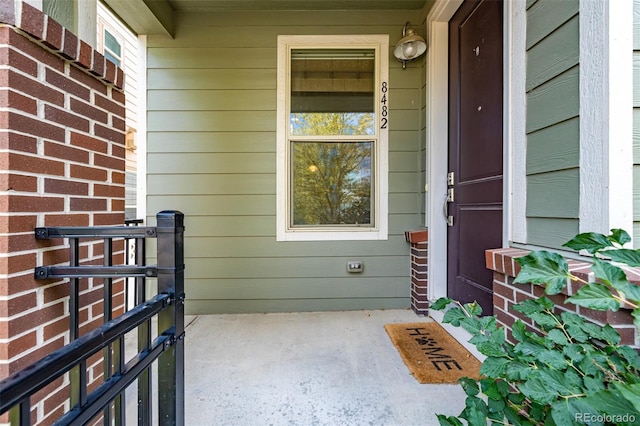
183,309,468,425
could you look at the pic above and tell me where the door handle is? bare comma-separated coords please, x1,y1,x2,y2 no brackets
443,195,454,227
443,195,448,219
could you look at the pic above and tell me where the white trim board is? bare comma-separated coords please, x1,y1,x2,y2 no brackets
579,0,633,237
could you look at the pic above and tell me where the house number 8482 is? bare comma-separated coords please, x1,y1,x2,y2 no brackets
380,82,388,129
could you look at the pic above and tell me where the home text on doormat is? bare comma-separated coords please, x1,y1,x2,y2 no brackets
384,322,481,384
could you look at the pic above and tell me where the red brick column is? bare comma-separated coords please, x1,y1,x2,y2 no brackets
486,248,639,346
405,229,428,315
0,2,126,424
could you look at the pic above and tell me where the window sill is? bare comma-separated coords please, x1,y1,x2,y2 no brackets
277,229,388,242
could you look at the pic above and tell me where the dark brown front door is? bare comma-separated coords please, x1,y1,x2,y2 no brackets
447,0,503,315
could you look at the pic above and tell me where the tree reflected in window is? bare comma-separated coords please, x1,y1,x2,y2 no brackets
292,138,372,226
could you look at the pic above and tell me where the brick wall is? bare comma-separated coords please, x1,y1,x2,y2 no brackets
405,228,428,315
0,2,126,424
486,248,639,347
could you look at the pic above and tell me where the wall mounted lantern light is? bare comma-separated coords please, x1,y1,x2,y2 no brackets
393,21,427,69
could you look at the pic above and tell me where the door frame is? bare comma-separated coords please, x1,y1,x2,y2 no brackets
425,0,526,342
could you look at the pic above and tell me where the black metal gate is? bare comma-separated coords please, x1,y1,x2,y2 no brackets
0,211,185,425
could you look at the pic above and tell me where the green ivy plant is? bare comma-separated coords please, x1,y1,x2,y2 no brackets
433,229,640,426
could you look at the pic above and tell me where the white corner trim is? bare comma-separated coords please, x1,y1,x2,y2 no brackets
579,0,634,236
137,35,148,223
508,0,527,245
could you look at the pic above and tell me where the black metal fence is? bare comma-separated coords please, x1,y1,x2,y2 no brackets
0,211,185,425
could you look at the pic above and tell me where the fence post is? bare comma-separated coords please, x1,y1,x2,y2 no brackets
156,211,185,425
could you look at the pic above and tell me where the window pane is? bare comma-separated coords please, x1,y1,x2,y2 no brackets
292,141,372,226
104,30,121,57
290,49,374,136
104,50,121,67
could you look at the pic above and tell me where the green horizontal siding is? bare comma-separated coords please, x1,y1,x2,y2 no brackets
186,298,409,315
148,69,275,89
526,169,579,218
148,90,276,111
181,237,409,258
525,0,580,249
526,0,578,49
148,153,276,174
187,278,409,299
526,117,579,174
526,66,579,134
148,111,276,132
147,9,424,313
183,257,407,279
148,132,275,153
526,218,579,248
526,15,579,91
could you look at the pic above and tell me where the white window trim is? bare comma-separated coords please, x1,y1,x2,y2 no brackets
276,35,389,242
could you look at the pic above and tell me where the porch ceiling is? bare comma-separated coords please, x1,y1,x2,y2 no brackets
103,0,432,37
167,0,430,11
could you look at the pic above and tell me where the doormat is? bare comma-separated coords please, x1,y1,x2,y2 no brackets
384,322,481,384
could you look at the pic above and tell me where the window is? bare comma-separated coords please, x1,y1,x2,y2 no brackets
103,29,122,67
277,35,389,241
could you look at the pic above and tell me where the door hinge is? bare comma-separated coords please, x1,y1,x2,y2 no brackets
447,215,454,227
447,171,455,186
447,188,454,203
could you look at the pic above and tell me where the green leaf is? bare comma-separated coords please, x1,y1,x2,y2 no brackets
547,328,569,346
514,340,547,357
562,232,614,254
476,341,508,358
582,376,605,393
616,346,640,370
538,350,568,370
443,307,468,327
617,282,640,304
528,311,560,329
633,309,640,331
614,383,640,413
503,405,526,426
593,323,621,346
512,320,527,342
463,301,483,317
590,257,629,291
513,297,554,315
431,297,453,311
514,251,571,294
459,377,479,397
518,375,558,405
482,379,510,400
505,361,533,381
550,398,598,426
480,357,511,378
462,396,489,426
609,229,632,246
519,369,582,405
566,282,620,311
436,414,464,426
606,249,640,267
487,397,506,414
562,344,585,363
585,387,640,421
